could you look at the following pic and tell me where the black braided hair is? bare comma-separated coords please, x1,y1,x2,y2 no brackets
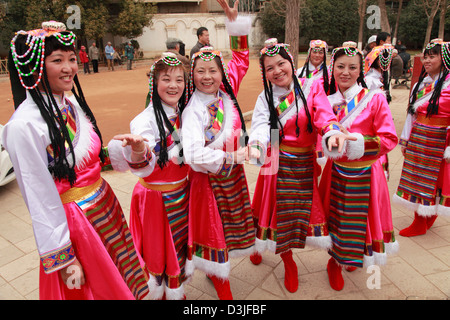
260,46,313,142
10,33,103,185
329,48,367,96
407,44,448,117
151,60,187,168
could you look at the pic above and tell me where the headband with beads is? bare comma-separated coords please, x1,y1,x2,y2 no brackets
364,43,395,75
329,41,365,74
10,21,76,90
148,52,184,103
308,39,328,55
188,46,232,96
424,39,450,72
259,38,295,81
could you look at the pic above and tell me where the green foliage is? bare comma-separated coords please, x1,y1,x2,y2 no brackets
110,0,156,39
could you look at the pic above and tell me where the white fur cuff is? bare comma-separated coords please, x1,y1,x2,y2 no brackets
322,130,345,159
225,15,252,36
444,146,450,160
107,139,130,172
345,132,365,160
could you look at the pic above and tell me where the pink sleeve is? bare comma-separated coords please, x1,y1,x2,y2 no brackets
226,50,250,96
308,80,340,135
371,93,399,156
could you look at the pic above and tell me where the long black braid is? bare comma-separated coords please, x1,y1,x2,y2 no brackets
407,45,448,117
10,33,104,185
261,47,313,143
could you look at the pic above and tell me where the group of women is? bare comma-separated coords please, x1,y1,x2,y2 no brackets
2,0,450,300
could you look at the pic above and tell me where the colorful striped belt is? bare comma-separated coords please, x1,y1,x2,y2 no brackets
279,143,314,154
416,114,450,127
139,177,188,192
334,158,377,168
59,178,103,204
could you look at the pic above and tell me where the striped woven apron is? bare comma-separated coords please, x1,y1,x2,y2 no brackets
61,179,150,300
275,145,314,253
328,161,373,268
396,114,450,206
208,164,255,254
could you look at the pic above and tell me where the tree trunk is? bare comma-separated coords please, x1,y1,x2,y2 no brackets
423,0,441,47
438,0,447,39
392,0,403,45
285,0,300,68
378,0,391,32
358,0,368,50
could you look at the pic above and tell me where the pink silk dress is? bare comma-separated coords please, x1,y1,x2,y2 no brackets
3,94,149,300
249,77,342,254
182,49,255,280
319,84,399,268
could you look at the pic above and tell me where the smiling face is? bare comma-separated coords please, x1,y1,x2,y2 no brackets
193,57,223,95
156,66,185,107
263,53,293,90
333,54,361,93
422,50,442,78
310,48,325,68
43,49,78,96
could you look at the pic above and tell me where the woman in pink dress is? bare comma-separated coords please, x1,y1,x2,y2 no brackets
2,21,150,299
393,39,450,236
247,38,355,293
108,52,191,300
181,3,254,299
319,42,398,291
297,39,330,94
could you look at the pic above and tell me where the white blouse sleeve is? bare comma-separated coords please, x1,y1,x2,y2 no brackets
2,119,74,273
248,92,272,165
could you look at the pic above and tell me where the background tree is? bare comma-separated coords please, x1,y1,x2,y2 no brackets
417,0,442,47
285,0,301,67
378,0,391,32
358,0,368,49
110,0,155,40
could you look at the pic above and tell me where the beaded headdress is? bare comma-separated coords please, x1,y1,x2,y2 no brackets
308,39,328,54
148,52,184,103
259,38,294,80
329,41,365,74
424,38,450,71
10,21,76,90
188,46,232,96
364,43,395,75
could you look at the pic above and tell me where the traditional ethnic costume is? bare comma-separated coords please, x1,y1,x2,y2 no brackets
393,39,450,236
319,43,398,291
364,44,396,180
181,16,254,299
249,39,346,292
297,39,329,91
108,53,191,300
3,21,150,300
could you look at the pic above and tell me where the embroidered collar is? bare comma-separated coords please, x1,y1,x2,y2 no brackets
341,83,363,103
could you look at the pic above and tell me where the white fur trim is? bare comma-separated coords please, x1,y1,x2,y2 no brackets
107,139,130,172
322,130,346,159
254,237,277,254
228,245,255,259
385,241,399,255
225,15,252,36
305,235,332,249
192,256,230,280
345,132,365,160
185,258,195,278
444,146,450,160
437,204,450,217
340,88,383,129
145,274,165,300
392,194,438,217
316,156,328,167
165,284,186,300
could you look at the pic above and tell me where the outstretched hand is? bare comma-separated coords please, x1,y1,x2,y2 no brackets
113,133,148,153
327,133,357,153
217,0,239,21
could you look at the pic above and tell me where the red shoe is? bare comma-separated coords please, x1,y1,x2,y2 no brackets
426,215,438,230
399,212,427,237
208,275,233,300
345,266,357,272
250,252,262,265
327,257,344,291
280,250,298,293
